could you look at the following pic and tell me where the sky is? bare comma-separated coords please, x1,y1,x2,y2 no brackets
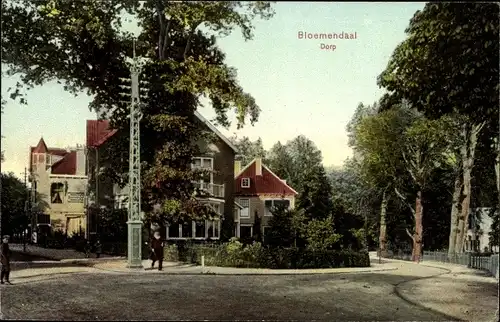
1,2,425,178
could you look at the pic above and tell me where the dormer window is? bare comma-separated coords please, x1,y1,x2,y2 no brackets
241,178,250,188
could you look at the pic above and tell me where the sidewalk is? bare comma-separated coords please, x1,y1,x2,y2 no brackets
92,257,398,275
9,243,117,261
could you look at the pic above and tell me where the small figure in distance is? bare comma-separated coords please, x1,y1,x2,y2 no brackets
150,231,164,271
1,235,12,285
95,239,102,259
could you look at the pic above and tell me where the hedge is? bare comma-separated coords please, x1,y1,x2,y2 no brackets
164,241,370,269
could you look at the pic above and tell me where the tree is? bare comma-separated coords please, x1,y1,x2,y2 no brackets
231,135,267,166
267,135,333,220
378,3,499,254
1,172,47,237
2,0,275,239
265,206,305,247
350,103,415,255
396,115,454,260
305,215,341,251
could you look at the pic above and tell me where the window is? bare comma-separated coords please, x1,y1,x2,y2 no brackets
181,222,193,238
50,182,65,204
241,178,250,188
262,226,270,236
195,221,206,238
239,199,250,218
240,225,253,239
264,199,291,216
168,224,180,238
192,157,213,169
38,154,45,163
206,220,220,239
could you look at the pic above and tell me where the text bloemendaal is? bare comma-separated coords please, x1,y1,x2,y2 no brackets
297,31,358,40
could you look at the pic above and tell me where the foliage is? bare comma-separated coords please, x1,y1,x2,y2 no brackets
305,216,342,251
92,206,128,243
1,0,275,237
1,172,47,236
231,135,267,166
267,135,333,220
377,2,498,125
266,206,306,248
164,241,370,269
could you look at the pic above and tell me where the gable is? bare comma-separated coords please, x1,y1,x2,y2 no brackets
235,160,297,196
87,111,237,152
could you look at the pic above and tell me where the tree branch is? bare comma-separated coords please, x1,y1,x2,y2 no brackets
161,19,172,59
156,0,166,60
394,187,415,216
405,228,415,242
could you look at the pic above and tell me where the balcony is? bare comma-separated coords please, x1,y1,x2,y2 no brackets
193,182,224,199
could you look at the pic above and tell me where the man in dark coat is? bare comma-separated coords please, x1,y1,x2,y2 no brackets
150,231,164,271
1,235,12,284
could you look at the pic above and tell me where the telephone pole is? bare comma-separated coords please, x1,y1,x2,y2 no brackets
119,40,148,268
23,167,28,252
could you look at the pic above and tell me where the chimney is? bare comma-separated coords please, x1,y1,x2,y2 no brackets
255,158,262,176
234,160,241,175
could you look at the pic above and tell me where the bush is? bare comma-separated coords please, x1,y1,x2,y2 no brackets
164,238,370,269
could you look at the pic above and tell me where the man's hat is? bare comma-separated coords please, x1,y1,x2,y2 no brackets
2,235,10,239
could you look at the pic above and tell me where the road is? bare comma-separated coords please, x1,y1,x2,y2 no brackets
1,260,497,321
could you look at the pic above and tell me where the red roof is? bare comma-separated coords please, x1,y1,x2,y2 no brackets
33,138,48,153
86,120,117,147
51,151,77,175
235,159,298,196
29,137,77,175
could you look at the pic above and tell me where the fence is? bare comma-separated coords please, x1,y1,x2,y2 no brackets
423,251,499,279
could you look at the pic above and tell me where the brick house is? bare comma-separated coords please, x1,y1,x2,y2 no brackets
234,158,298,239
86,111,238,241
28,138,88,240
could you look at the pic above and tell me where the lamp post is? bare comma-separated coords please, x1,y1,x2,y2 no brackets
119,40,148,268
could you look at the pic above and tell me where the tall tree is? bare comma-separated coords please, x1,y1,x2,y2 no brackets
230,135,267,166
350,103,414,255
377,2,499,254
2,0,275,238
1,172,47,236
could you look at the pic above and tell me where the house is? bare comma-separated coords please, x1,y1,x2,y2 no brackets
234,158,298,240
86,111,237,241
28,138,88,240
464,207,499,253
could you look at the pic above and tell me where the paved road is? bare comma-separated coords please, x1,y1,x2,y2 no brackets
1,261,497,321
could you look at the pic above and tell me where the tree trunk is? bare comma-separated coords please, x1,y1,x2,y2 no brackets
412,190,423,262
455,122,483,253
379,190,389,257
448,173,462,256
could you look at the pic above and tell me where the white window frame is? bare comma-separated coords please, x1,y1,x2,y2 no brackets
239,224,253,239
166,202,222,240
241,177,250,188
264,199,291,216
239,198,250,218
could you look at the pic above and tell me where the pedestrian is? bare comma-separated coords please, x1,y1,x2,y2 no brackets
95,239,102,259
150,231,164,271
1,235,12,285
84,240,91,258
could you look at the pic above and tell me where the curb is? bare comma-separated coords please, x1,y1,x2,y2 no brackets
90,262,398,276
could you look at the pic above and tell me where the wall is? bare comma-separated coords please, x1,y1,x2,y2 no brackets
76,147,86,175
466,208,499,252
47,175,87,233
236,195,296,228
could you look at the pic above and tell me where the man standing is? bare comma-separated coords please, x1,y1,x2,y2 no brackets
150,231,164,271
1,235,12,284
